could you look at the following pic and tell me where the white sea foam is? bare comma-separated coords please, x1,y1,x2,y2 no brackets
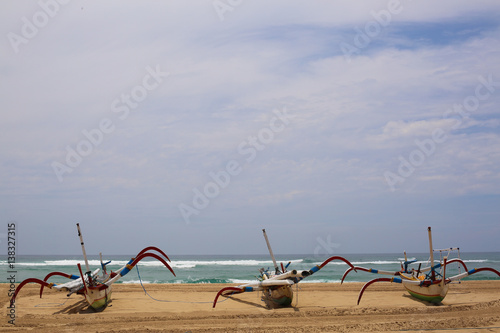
122,279,151,284
302,260,401,266
349,260,400,265
2,258,304,268
228,279,255,284
299,279,342,283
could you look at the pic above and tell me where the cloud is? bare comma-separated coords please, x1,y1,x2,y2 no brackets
380,119,456,139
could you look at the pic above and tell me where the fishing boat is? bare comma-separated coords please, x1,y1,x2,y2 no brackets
213,229,354,308
10,223,175,311
343,227,500,304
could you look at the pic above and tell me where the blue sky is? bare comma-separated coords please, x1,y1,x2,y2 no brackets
1,1,499,256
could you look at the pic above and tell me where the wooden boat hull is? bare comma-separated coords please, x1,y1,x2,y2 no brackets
403,282,448,304
263,285,293,308
85,286,112,310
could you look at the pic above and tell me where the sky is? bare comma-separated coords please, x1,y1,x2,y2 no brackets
1,1,499,256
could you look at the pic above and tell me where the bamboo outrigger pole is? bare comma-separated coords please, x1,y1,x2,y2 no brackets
262,229,280,274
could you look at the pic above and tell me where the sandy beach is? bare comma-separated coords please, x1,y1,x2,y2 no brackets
2,281,500,332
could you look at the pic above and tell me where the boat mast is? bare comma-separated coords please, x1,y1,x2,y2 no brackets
77,223,91,274
262,229,279,274
428,226,435,280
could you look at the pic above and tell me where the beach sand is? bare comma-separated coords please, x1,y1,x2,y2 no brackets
2,281,500,332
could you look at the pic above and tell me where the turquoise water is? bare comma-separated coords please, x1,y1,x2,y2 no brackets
2,252,500,285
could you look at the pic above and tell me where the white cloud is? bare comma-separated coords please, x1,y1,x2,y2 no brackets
380,119,456,138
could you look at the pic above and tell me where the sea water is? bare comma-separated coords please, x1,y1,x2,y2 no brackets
2,252,499,285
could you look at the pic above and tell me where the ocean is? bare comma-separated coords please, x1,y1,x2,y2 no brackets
2,252,500,285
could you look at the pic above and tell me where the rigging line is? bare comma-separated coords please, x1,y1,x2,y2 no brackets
135,265,231,304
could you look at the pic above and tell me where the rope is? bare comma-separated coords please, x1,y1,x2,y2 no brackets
135,265,231,304
34,298,70,307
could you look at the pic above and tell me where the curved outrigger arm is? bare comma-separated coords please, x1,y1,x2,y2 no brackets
212,280,293,308
10,278,55,307
135,246,172,262
104,252,175,287
446,267,500,283
267,256,354,284
39,271,80,298
316,256,354,271
414,259,469,277
212,286,257,308
298,256,354,283
129,252,175,276
356,276,428,305
445,258,468,272
12,268,100,306
341,266,400,284
341,258,470,284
